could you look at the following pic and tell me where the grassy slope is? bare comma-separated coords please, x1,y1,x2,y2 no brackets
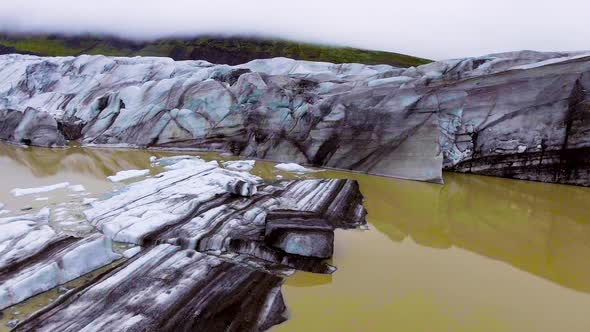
0,34,431,67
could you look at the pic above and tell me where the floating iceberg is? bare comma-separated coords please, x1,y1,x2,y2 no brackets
275,163,322,174
223,160,256,172
10,182,70,197
107,169,150,182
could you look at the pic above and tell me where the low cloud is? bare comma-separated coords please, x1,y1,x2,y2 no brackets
0,0,589,60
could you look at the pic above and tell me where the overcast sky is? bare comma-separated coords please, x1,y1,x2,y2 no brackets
0,0,588,60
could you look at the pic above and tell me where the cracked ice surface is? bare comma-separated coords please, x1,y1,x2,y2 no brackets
0,208,121,310
85,157,261,244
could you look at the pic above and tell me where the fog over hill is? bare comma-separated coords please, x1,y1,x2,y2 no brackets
0,0,589,59
0,33,432,67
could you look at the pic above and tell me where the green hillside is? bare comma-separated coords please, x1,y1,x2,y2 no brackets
0,33,431,67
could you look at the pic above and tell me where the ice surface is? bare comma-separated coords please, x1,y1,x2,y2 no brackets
68,185,86,192
0,234,121,310
86,158,261,244
222,160,255,172
107,169,150,182
0,208,57,269
10,182,70,197
275,163,322,174
123,246,142,258
510,52,590,70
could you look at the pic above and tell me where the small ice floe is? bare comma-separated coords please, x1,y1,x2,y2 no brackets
10,182,70,197
222,160,255,172
0,203,9,215
151,155,198,167
34,197,49,201
274,163,322,174
164,158,209,171
82,198,98,205
107,169,150,182
68,184,86,192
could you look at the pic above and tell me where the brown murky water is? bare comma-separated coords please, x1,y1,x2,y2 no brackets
2,142,590,331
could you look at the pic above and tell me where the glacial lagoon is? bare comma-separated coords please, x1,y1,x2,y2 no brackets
1,142,590,331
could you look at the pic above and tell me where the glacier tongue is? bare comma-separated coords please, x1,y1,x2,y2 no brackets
0,54,443,183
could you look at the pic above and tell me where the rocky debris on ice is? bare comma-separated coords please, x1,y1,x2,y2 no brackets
107,169,150,182
8,155,366,330
7,319,19,329
222,159,255,172
15,245,287,332
225,179,258,197
86,156,365,273
274,163,321,174
0,108,66,147
10,182,70,197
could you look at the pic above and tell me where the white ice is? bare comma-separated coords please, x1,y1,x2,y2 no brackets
107,169,150,182
123,246,142,258
274,163,322,174
10,182,70,197
68,184,86,192
86,157,261,244
0,234,121,310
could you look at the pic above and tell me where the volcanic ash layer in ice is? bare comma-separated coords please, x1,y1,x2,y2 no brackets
15,244,287,332
11,156,367,331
